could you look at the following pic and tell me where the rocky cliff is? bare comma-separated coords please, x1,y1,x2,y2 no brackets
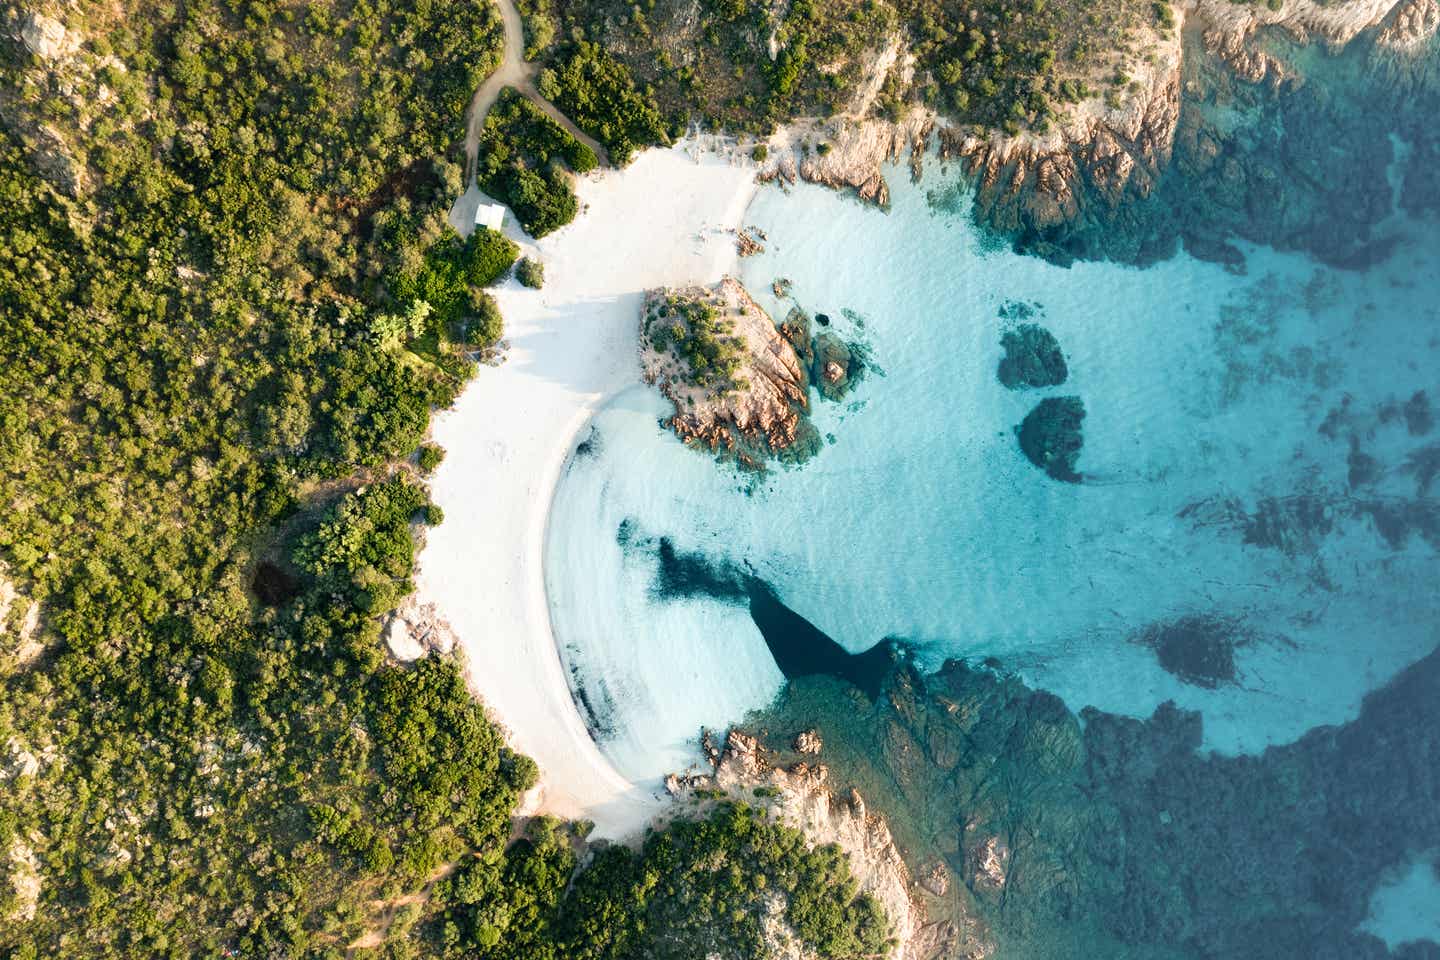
754,0,1435,268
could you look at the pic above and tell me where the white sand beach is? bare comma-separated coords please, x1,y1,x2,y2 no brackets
417,140,758,839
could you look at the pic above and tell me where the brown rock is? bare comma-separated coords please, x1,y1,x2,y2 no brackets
794,728,823,754
640,278,819,466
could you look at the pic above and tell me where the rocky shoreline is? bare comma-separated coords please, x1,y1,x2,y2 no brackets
664,729,965,960
736,648,1440,959
752,0,1438,269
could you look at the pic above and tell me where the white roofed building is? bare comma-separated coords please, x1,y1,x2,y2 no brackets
474,202,506,232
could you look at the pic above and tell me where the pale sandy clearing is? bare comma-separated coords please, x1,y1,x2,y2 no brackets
418,139,757,839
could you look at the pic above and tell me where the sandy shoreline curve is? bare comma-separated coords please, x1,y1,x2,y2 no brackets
416,139,759,840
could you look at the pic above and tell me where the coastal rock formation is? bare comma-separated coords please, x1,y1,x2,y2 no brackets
1197,0,1423,58
641,278,821,466
759,114,935,207
749,647,1440,959
939,33,1184,255
381,598,458,662
778,307,867,404
793,728,823,754
736,226,767,257
1377,0,1440,52
751,0,1433,269
697,730,959,960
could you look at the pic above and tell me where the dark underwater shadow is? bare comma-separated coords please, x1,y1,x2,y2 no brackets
626,522,900,700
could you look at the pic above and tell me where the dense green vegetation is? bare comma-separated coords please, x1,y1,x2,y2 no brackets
475,89,596,237
526,0,1158,148
540,41,676,164
0,1,890,956
435,803,892,960
645,292,747,388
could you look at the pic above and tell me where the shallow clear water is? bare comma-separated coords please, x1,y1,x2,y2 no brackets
545,155,1440,782
1362,854,1440,950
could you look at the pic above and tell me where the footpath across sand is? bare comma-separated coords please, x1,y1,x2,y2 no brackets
418,141,757,839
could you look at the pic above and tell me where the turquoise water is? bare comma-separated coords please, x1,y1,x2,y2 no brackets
545,155,1440,782
1362,854,1440,950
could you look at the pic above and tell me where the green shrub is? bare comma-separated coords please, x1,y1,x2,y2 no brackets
516,256,546,288
464,290,505,347
417,443,446,472
464,228,521,286
549,41,670,163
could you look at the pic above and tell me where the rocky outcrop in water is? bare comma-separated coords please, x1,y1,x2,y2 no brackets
779,307,867,404
641,278,820,467
997,324,1068,390
750,645,1440,959
793,728,822,754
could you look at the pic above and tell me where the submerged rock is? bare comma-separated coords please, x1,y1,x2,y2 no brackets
780,307,866,404
1405,390,1434,436
813,331,863,402
1136,614,1248,688
748,646,1440,959
996,323,1068,390
1015,396,1086,482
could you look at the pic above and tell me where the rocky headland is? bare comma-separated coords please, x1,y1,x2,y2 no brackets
641,278,816,467
665,729,965,960
753,0,1439,270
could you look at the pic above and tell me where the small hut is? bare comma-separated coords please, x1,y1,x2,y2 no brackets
474,202,506,232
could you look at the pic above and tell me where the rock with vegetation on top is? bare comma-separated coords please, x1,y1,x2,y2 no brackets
640,277,821,467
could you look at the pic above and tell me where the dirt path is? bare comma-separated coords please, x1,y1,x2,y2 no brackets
464,0,610,182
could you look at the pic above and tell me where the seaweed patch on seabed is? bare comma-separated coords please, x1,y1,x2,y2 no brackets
1210,272,1339,407
1132,614,1262,688
1181,488,1440,554
573,425,602,459
565,656,620,742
